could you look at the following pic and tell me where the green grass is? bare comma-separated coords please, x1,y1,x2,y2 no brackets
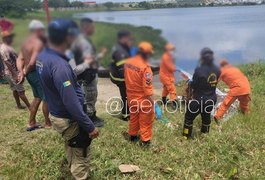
0,62,264,179
1,10,265,180
10,11,166,67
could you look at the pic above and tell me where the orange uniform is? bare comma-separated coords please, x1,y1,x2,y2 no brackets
159,52,176,100
215,64,251,120
124,55,155,142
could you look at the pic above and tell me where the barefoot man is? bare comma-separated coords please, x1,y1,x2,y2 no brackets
17,20,51,131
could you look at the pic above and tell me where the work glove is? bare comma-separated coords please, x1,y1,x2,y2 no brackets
155,103,162,120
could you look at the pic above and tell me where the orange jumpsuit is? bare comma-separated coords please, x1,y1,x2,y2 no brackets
159,52,176,100
124,55,155,142
215,65,251,120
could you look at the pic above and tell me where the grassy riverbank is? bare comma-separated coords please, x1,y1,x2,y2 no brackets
0,62,264,179
11,11,166,67
1,10,264,180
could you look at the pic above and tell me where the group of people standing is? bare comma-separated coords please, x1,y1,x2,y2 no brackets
0,16,251,179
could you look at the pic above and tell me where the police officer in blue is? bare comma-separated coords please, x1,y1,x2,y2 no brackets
36,19,99,179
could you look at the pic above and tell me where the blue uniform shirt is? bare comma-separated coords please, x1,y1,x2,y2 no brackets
36,48,95,133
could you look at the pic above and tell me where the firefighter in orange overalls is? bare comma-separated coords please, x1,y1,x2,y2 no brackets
159,43,177,108
124,41,161,145
214,59,251,123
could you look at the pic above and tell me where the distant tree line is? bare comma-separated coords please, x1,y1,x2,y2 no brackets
130,0,264,9
49,0,85,9
0,0,41,17
0,0,85,17
1,0,264,17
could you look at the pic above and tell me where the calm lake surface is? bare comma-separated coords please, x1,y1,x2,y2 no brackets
76,5,265,70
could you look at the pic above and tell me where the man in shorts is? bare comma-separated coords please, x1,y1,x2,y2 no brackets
0,31,30,109
16,20,51,131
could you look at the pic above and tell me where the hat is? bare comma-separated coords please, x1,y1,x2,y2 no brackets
200,47,214,57
219,59,229,67
48,19,79,39
138,41,154,54
29,20,45,31
165,43,175,51
117,29,131,39
1,31,15,38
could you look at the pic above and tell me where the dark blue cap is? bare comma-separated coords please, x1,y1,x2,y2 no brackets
48,19,79,39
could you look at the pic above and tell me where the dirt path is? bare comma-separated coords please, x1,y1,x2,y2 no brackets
96,78,163,111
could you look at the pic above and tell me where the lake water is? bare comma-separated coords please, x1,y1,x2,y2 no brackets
76,5,265,70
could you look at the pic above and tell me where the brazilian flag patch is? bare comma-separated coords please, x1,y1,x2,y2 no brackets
63,80,71,87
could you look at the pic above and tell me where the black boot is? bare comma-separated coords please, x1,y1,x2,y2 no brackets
183,123,193,139
130,136,139,142
201,123,210,134
90,111,104,127
172,99,178,110
162,97,167,105
121,114,130,121
141,140,151,147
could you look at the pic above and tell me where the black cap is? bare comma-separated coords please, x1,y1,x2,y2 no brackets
200,47,214,64
117,29,131,39
200,47,213,57
48,19,79,39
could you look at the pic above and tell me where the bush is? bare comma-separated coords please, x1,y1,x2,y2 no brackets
0,0,41,18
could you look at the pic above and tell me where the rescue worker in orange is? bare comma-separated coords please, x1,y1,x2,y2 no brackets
124,42,161,145
214,59,251,122
159,43,177,108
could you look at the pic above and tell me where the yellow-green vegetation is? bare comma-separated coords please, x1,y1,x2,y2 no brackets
0,62,264,179
11,11,166,67
1,10,265,180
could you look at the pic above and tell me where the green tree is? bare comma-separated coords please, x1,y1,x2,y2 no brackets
138,1,151,9
0,0,41,17
103,1,114,10
71,1,84,8
49,0,70,9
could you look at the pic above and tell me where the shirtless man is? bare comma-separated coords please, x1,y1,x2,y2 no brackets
17,20,51,131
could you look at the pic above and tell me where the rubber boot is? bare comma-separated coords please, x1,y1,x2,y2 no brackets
201,123,210,134
130,136,139,142
162,97,167,105
172,99,178,110
122,114,130,121
141,140,151,147
183,124,193,139
90,111,104,127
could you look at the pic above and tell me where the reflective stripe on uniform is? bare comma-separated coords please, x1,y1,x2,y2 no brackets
109,72,125,82
116,59,126,67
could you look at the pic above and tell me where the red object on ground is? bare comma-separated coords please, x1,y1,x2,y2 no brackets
44,0,51,23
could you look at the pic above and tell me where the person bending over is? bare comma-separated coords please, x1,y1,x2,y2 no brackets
214,59,251,123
